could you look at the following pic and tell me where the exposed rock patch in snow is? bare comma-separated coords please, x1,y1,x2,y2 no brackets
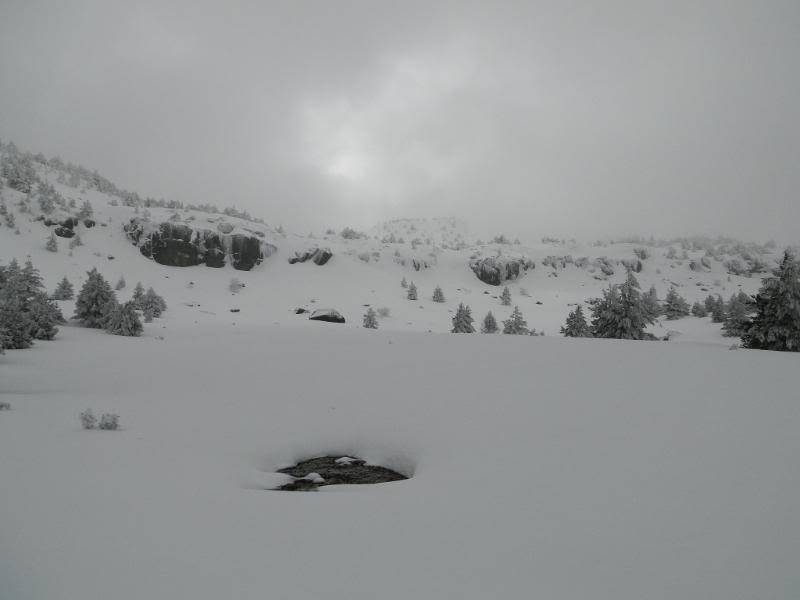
308,309,345,323
277,456,408,490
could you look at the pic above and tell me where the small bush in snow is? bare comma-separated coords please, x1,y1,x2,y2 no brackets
229,278,244,294
376,306,391,318
500,286,512,306
0,402,11,411
99,413,120,430
363,308,378,329
45,232,58,252
407,282,418,300
432,285,445,303
80,409,97,430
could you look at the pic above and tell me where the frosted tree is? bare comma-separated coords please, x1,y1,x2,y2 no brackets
481,311,498,334
502,306,529,335
662,287,690,320
143,307,154,323
691,301,708,318
400,277,408,288
432,285,445,303
560,305,592,337
74,268,117,328
589,272,655,340
363,307,378,329
52,276,74,300
131,282,146,307
45,232,58,252
28,293,63,340
115,276,126,291
105,301,143,337
710,295,726,323
0,268,33,349
722,293,752,338
78,199,94,219
642,285,660,319
69,234,82,249
451,303,475,333
141,287,167,317
4,210,14,228
742,251,800,351
500,286,511,306
407,282,418,300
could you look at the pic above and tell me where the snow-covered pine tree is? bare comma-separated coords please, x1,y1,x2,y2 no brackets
432,285,445,303
45,232,58,252
710,295,726,323
407,282,418,300
722,292,753,337
74,268,117,328
141,287,167,317
481,311,498,334
589,272,655,340
451,303,475,333
691,301,708,317
115,276,126,291
703,294,717,313
27,293,63,340
105,301,143,337
642,285,660,319
52,276,74,300
363,307,378,329
131,282,146,308
742,251,800,351
502,305,529,335
560,305,592,337
0,272,33,349
662,287,691,320
500,286,512,306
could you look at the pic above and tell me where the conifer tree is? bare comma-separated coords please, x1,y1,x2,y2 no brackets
560,305,592,337
52,276,74,300
662,287,691,320
105,301,143,337
74,268,117,328
141,287,167,317
28,293,63,340
0,282,33,349
642,285,660,319
451,303,475,333
481,311,498,334
4,210,15,228
432,285,445,303
691,301,708,318
502,305,529,335
362,307,378,329
400,277,408,288
45,232,58,252
407,282,417,300
704,294,717,313
722,292,752,337
115,276,126,291
500,286,512,306
589,272,654,340
742,251,800,351
69,234,82,249
78,199,94,219
131,282,146,308
710,295,726,323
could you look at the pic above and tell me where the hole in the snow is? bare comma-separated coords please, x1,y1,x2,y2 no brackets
275,456,409,491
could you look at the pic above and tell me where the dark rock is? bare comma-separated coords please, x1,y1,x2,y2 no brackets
469,257,534,286
279,479,321,492
295,308,308,314
83,219,95,228
141,223,204,267
277,456,407,490
230,308,240,313
54,226,75,238
43,218,55,226
288,247,333,266
62,217,79,229
308,308,345,323
230,234,264,271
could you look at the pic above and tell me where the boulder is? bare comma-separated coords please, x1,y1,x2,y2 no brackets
469,257,534,286
230,234,264,271
288,247,333,266
308,308,345,323
54,226,75,238
83,219,96,228
140,223,204,267
217,222,234,234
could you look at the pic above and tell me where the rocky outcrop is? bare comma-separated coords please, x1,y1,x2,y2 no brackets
123,218,275,271
308,308,345,323
469,257,534,285
288,247,333,266
217,222,234,234
54,226,75,238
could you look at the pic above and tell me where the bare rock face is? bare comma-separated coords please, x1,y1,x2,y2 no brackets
469,257,534,285
54,226,75,238
123,218,275,271
288,247,333,266
308,308,345,323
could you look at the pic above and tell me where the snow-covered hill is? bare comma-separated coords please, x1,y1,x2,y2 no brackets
0,145,781,342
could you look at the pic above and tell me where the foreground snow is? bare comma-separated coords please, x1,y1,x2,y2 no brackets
1,325,798,600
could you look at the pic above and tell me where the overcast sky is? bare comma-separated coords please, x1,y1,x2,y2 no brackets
1,1,798,241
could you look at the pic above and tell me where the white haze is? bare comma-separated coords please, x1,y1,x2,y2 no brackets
1,0,798,241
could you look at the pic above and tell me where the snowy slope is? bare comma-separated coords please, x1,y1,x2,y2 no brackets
1,325,799,600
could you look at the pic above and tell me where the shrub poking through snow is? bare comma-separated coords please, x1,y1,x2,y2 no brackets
105,301,143,337
481,311,498,334
432,285,445,303
80,409,97,430
45,232,58,252
503,306,529,335
407,282,418,300
500,286,512,306
74,268,117,328
363,307,378,329
451,303,475,333
400,277,408,289
69,234,82,249
99,413,120,430
0,402,11,410
561,305,592,337
115,276,126,291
